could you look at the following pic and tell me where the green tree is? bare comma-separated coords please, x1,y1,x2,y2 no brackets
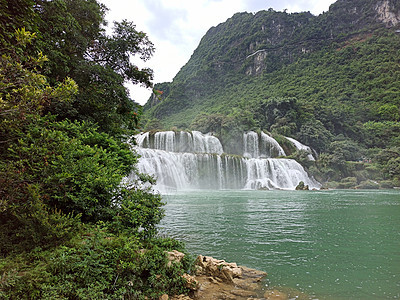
0,0,38,47
0,4,192,299
298,119,333,153
33,0,155,135
377,103,400,121
0,27,162,253
375,147,400,180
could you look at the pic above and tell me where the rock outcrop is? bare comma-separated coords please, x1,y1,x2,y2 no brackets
194,255,244,283
295,181,309,190
166,250,185,267
375,0,400,27
168,254,267,300
166,253,315,299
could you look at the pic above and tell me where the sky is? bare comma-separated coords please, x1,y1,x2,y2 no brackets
100,0,337,105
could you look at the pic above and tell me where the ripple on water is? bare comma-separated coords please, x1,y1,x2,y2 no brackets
159,189,400,299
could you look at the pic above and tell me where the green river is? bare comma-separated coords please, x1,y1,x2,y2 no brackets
159,189,400,299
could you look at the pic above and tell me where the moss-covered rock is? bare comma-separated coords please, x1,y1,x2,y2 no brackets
295,181,309,190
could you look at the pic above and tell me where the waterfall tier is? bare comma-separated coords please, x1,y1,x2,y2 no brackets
133,148,319,192
135,131,223,155
137,130,287,158
285,137,316,161
130,131,320,192
243,131,286,158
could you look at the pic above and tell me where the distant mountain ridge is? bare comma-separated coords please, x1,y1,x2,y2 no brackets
145,0,399,115
143,0,400,184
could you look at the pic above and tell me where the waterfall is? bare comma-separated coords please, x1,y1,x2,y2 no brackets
135,131,223,154
244,158,317,190
243,131,259,158
243,131,286,158
130,131,320,192
260,132,286,158
285,137,316,161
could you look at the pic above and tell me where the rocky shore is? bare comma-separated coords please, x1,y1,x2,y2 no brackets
163,252,294,300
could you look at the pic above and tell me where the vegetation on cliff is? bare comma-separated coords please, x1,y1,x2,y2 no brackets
144,0,400,186
0,1,192,298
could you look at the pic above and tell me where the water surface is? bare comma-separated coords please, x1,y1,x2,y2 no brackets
159,189,400,299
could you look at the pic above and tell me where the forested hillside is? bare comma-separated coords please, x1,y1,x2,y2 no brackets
0,1,191,298
144,0,400,187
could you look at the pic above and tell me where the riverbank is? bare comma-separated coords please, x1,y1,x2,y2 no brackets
320,177,398,189
165,254,312,300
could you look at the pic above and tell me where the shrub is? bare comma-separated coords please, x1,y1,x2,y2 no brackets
0,116,163,254
356,180,380,189
0,230,192,300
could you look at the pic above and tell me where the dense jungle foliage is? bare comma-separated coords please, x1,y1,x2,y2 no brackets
144,0,400,187
0,0,192,298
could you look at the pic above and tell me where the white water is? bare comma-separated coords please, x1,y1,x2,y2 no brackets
243,131,286,158
243,158,317,190
135,131,223,154
130,131,320,192
260,132,286,157
285,136,316,161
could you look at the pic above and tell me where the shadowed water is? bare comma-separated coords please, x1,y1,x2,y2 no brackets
159,189,400,299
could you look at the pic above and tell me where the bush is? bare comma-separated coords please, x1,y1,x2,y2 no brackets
0,229,193,299
0,116,163,254
379,180,394,189
337,177,357,189
356,180,380,189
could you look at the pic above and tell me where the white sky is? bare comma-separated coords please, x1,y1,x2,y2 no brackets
100,0,337,105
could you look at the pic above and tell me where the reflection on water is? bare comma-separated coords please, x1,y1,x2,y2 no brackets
159,189,400,299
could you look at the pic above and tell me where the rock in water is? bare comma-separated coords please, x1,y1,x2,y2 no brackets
295,181,309,190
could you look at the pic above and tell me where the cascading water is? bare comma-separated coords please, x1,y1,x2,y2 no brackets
135,131,223,154
130,131,320,192
243,131,286,158
243,131,259,158
285,137,316,161
244,158,316,190
260,132,286,158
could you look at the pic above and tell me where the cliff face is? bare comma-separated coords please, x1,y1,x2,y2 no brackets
374,0,400,26
144,10,315,115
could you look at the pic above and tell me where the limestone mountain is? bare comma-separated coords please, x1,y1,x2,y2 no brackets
143,0,400,183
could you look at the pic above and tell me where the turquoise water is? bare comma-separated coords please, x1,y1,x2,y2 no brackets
159,189,400,299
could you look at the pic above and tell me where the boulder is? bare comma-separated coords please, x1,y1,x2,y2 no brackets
295,181,309,190
195,255,243,283
193,255,267,299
